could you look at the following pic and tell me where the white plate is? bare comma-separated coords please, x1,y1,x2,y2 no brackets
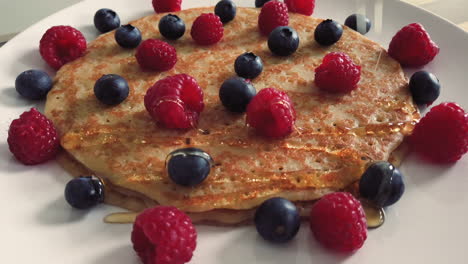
0,0,467,263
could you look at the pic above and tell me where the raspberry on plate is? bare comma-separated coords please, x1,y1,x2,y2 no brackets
7,108,60,165
258,1,289,36
314,52,361,93
131,206,197,264
190,13,224,45
388,23,439,67
144,74,204,129
285,0,315,16
152,0,182,13
310,192,367,253
135,39,177,71
410,102,468,163
39,25,87,70
246,87,296,138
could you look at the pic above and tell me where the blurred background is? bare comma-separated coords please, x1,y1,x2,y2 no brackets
0,0,466,44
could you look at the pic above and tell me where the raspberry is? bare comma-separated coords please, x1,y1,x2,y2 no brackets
410,102,468,163
190,13,224,45
388,23,439,67
131,206,197,264
258,1,289,36
136,39,177,71
152,0,182,13
314,52,361,93
285,0,315,16
39,26,87,70
144,74,204,129
246,88,296,138
7,108,60,165
310,192,367,253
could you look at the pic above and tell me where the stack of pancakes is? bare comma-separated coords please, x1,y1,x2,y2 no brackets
45,7,419,224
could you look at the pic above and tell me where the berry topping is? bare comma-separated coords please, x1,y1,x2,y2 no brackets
94,74,130,106
388,23,439,67
159,14,186,40
7,108,60,165
144,74,204,129
258,1,289,36
219,77,257,113
254,197,300,243
15,69,53,100
268,26,300,56
190,13,224,45
409,71,440,106
93,8,121,33
152,0,182,13
359,161,405,207
215,0,237,24
246,88,296,138
255,0,272,7
314,19,343,46
234,52,263,79
345,14,372,34
314,52,361,93
310,192,367,252
39,26,87,70
131,206,197,264
115,24,142,48
135,39,177,71
166,148,213,186
284,0,315,16
410,102,468,163
64,176,104,209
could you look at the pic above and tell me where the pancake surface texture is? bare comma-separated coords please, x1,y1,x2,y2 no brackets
45,7,419,215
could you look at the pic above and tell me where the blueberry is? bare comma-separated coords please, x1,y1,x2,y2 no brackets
94,74,129,105
94,8,120,33
234,52,263,79
255,0,272,8
345,14,372,34
15,69,52,100
159,14,186,40
64,176,104,209
115,24,142,48
359,161,405,207
254,197,300,243
409,71,440,105
268,26,300,56
167,148,213,186
219,77,256,113
314,19,343,46
215,0,237,24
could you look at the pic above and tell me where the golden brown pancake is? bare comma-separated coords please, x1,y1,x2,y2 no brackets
45,7,419,222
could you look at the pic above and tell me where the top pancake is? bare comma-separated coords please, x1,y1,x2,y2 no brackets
45,7,419,213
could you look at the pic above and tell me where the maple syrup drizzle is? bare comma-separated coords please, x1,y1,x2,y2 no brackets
361,200,385,229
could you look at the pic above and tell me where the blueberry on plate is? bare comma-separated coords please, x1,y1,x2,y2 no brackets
15,69,52,100
167,148,213,186
115,24,142,48
234,52,263,79
159,14,186,40
409,71,440,105
314,19,343,46
255,0,272,8
345,14,372,35
255,197,300,243
94,74,130,105
359,161,405,207
219,77,256,113
94,8,121,33
65,176,104,209
268,26,300,56
215,0,237,24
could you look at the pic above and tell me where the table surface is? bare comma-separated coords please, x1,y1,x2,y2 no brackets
0,0,467,42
